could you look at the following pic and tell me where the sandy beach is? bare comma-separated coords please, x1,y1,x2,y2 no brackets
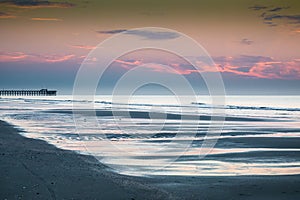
1,0,300,198
0,120,171,200
1,119,300,199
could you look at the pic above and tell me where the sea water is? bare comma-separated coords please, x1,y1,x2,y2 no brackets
0,95,300,176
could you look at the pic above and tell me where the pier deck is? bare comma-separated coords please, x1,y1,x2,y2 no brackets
0,89,57,96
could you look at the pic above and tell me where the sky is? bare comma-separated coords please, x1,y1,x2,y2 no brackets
0,0,300,95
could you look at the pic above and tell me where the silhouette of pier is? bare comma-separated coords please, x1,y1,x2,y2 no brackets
0,89,57,96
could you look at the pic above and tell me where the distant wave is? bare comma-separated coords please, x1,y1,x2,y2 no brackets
191,102,300,112
94,100,190,108
2,97,299,112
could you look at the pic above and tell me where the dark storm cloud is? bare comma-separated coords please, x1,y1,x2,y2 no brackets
249,4,298,27
249,5,288,12
263,14,300,26
0,0,75,8
0,11,15,18
97,29,127,34
264,15,300,23
240,38,254,45
270,14,300,23
98,29,181,40
248,5,268,11
268,7,284,12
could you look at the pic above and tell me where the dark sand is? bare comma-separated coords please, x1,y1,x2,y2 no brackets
1,120,300,200
0,120,170,200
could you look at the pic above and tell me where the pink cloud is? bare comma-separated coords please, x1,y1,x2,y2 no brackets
43,54,75,63
0,52,28,62
71,45,96,50
115,59,143,66
113,59,213,75
113,56,300,80
250,60,300,79
0,51,76,63
114,59,200,74
31,17,62,21
216,56,300,79
1,51,299,80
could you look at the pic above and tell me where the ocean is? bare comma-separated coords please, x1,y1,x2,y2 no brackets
1,95,300,176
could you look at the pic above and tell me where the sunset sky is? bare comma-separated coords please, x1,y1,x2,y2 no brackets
0,0,300,94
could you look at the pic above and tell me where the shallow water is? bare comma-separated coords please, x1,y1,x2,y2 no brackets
1,95,300,176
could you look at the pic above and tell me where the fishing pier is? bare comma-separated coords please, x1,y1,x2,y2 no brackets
0,89,57,96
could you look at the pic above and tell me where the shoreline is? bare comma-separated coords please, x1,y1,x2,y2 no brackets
1,119,300,199
0,120,171,200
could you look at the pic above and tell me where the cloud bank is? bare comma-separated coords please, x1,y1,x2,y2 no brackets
115,55,300,80
0,0,75,9
1,52,299,80
98,29,181,40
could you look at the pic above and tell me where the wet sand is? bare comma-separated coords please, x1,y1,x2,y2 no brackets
1,120,300,200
